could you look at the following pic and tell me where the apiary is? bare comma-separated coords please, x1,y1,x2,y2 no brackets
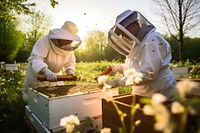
26,84,118,131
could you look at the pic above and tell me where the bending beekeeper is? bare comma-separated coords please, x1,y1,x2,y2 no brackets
22,21,82,102
99,10,176,101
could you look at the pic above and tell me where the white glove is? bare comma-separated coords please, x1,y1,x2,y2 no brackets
66,69,75,76
106,77,126,88
109,65,123,76
44,69,57,81
105,79,119,88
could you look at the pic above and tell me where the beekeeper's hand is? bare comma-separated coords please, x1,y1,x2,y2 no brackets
43,68,57,81
105,79,119,88
109,65,123,76
66,69,75,76
98,77,125,88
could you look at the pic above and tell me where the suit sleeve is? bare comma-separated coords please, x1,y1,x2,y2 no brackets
28,36,50,73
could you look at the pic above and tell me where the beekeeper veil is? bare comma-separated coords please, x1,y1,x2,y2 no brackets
108,10,155,56
48,21,82,51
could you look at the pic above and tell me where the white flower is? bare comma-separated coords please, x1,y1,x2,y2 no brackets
171,101,185,114
143,94,174,133
154,104,172,133
60,115,80,133
176,80,198,100
100,127,111,133
151,93,167,105
143,105,155,115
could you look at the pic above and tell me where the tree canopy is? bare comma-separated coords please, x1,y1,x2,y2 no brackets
152,0,200,61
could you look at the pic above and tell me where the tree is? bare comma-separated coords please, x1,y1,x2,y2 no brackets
0,0,35,62
0,0,58,20
0,19,24,63
0,0,36,20
84,30,107,61
75,30,125,62
152,0,200,61
24,9,53,43
15,9,53,62
0,0,56,62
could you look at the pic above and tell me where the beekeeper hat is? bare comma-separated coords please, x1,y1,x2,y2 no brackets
61,21,78,35
48,21,82,42
114,10,139,35
116,10,138,27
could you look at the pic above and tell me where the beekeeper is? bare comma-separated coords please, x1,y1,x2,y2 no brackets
100,10,176,101
22,21,82,102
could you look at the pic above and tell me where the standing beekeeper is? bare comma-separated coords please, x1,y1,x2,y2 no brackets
99,10,176,101
22,21,82,102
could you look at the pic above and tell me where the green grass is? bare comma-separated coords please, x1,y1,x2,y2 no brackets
0,69,28,133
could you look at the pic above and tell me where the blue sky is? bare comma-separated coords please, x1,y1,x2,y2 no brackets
27,0,164,39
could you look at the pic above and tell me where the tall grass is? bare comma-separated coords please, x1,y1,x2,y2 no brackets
0,66,27,133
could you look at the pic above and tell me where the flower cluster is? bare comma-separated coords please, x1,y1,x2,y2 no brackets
143,80,200,133
60,115,80,133
143,93,174,133
60,115,111,133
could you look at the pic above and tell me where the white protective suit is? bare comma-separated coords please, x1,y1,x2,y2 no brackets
107,10,176,101
22,21,82,102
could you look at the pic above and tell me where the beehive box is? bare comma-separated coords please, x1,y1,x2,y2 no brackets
102,94,162,133
4,64,18,71
28,84,118,130
25,106,51,133
172,66,189,78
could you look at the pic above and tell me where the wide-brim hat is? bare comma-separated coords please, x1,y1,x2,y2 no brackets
48,21,82,43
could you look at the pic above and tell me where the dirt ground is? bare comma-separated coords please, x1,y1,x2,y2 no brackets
34,84,102,97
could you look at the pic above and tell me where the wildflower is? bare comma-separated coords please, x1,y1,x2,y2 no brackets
176,80,198,100
143,93,174,133
171,101,185,114
135,120,141,125
175,80,199,115
134,103,140,109
143,105,155,115
151,93,167,105
153,104,171,132
60,115,80,133
100,127,111,133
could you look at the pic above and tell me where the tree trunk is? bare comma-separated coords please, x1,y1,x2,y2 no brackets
178,0,183,61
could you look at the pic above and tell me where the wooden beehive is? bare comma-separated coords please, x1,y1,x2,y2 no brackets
102,94,162,133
